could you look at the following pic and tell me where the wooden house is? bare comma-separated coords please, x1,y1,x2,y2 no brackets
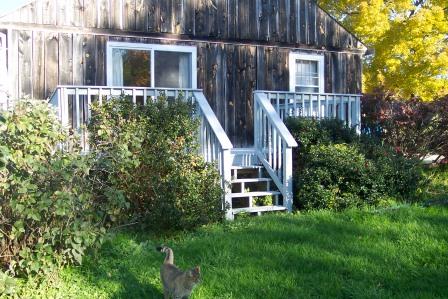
0,0,366,219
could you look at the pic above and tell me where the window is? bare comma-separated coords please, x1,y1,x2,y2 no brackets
107,42,197,89
0,32,7,110
289,53,324,93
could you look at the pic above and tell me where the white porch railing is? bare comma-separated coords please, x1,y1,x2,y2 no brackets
49,86,233,219
253,92,298,212
259,91,362,131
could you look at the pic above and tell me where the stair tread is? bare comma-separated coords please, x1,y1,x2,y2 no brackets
230,191,281,198
231,178,272,183
233,205,287,214
231,165,263,170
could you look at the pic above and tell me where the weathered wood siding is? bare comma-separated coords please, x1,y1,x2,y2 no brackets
1,0,364,51
4,29,362,146
0,0,364,146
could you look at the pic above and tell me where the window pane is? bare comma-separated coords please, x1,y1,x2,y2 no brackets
112,49,151,87
155,51,192,88
295,86,319,93
295,59,320,93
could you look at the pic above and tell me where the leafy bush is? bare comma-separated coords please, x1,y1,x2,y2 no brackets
297,144,381,210
88,94,224,230
0,101,127,277
286,118,422,210
362,93,448,160
358,135,423,199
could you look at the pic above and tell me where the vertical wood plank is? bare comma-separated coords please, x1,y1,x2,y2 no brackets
147,0,161,32
195,0,206,36
44,32,59,98
172,0,184,34
135,0,149,31
72,34,85,85
97,0,111,28
58,33,74,85
18,31,33,98
227,0,237,39
217,0,228,39
160,0,173,33
111,0,124,30
123,0,137,31
184,0,195,34
82,35,96,85
260,0,270,41
225,43,236,145
42,0,57,25
269,0,279,42
237,0,249,40
299,0,307,44
278,0,289,43
84,0,98,28
32,31,46,100
308,0,316,45
95,35,107,86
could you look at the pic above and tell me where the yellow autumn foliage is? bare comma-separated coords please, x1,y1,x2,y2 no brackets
319,0,448,100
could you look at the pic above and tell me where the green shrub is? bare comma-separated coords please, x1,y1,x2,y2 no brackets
286,117,423,211
358,135,423,199
0,101,127,277
297,144,381,210
0,270,16,296
88,94,224,230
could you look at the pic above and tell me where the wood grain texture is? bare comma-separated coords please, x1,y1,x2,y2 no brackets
2,0,365,146
18,31,33,98
1,0,364,51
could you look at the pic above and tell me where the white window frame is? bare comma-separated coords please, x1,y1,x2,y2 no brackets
0,32,7,110
106,42,197,89
289,52,325,94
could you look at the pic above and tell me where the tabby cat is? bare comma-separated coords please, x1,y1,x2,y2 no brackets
157,246,201,299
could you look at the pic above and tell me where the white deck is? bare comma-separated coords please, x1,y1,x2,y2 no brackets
49,86,361,220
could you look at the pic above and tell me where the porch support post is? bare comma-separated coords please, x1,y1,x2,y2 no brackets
222,148,234,220
283,145,293,212
356,96,361,134
60,88,69,129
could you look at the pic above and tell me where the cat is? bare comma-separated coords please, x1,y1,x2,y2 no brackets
157,246,201,299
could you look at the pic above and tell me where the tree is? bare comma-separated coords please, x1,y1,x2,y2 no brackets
319,0,448,100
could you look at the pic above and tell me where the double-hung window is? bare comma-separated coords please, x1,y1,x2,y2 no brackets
107,42,197,89
289,53,324,93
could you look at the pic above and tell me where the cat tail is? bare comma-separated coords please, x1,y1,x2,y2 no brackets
156,246,174,264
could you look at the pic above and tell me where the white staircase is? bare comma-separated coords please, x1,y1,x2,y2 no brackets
229,148,288,217
49,86,301,221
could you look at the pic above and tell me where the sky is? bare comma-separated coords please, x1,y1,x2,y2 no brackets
0,0,30,16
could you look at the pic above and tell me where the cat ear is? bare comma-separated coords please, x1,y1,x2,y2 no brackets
195,266,201,274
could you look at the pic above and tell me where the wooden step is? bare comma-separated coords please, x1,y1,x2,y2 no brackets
232,205,287,214
231,165,263,170
231,178,272,183
230,191,281,198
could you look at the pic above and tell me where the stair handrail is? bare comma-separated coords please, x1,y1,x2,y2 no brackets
193,91,233,219
254,91,298,212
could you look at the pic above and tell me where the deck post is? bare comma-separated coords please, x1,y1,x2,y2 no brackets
356,96,361,134
283,145,294,212
60,88,69,129
222,148,233,220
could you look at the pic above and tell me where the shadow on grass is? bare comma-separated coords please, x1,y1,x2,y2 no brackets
67,206,448,299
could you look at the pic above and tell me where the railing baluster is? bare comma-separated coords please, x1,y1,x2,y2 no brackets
317,94,322,120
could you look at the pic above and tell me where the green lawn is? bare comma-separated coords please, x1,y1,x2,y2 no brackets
14,205,448,299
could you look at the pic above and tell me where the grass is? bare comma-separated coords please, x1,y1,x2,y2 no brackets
420,165,448,204
11,205,448,299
